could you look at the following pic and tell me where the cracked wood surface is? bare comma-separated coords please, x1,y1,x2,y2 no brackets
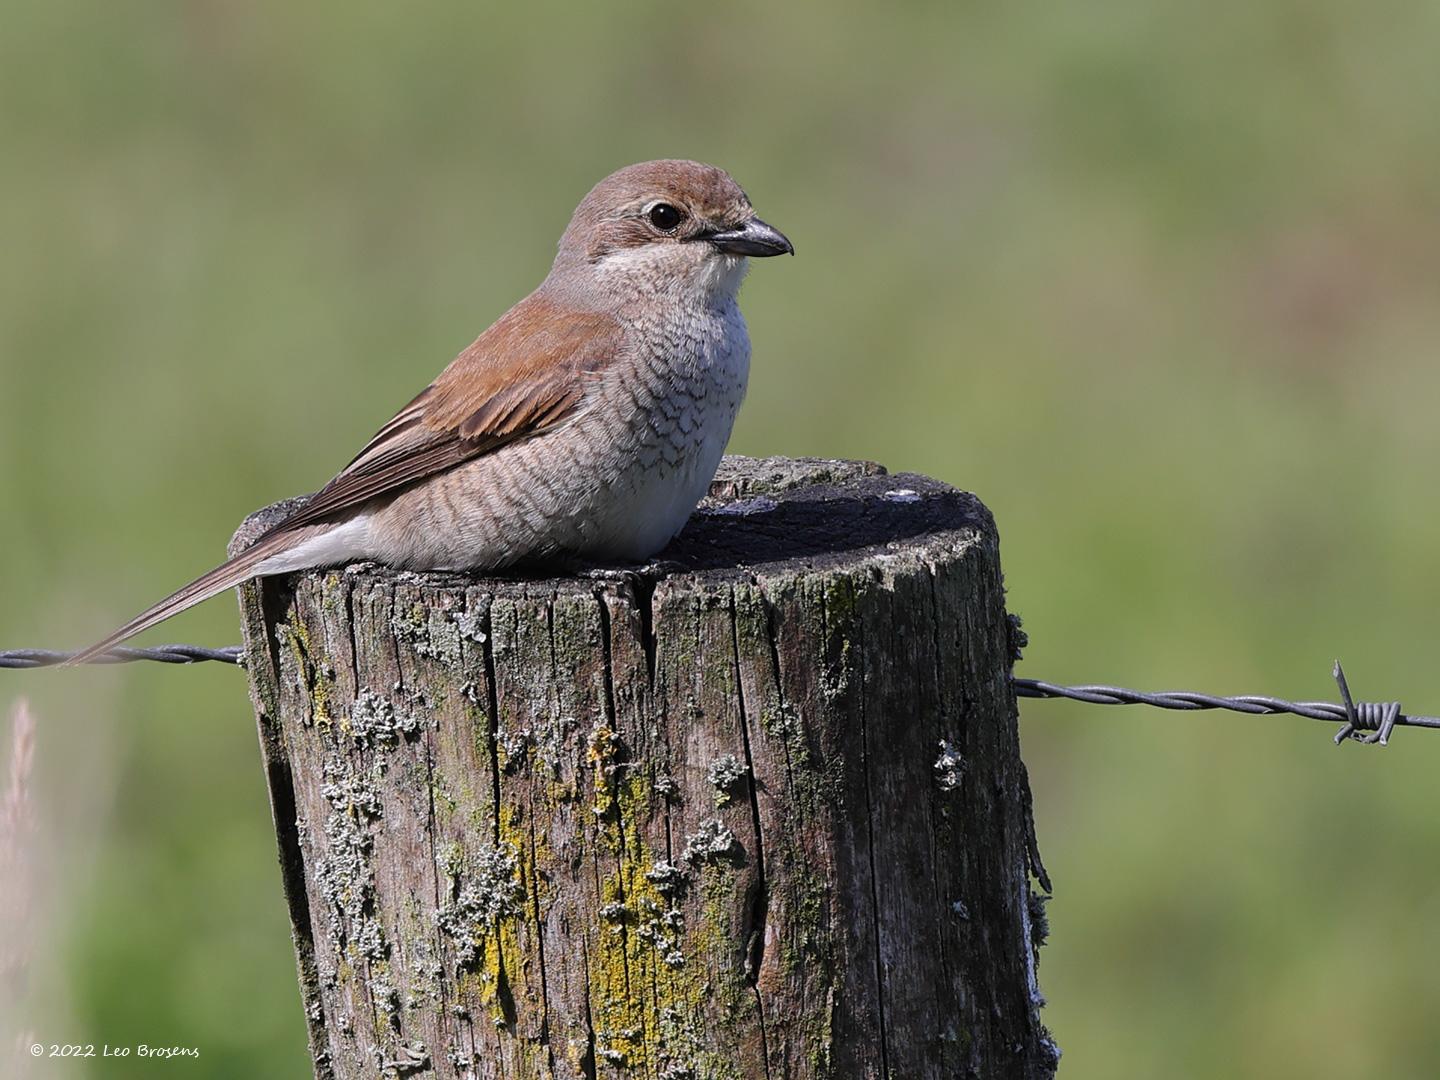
233,455,1057,1080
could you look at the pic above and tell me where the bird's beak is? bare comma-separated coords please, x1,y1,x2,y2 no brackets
705,217,794,257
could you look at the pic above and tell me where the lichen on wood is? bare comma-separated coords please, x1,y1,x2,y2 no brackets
234,456,1057,1079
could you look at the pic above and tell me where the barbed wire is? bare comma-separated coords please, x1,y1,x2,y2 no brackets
1015,662,1435,745
2,644,1430,746
0,644,244,669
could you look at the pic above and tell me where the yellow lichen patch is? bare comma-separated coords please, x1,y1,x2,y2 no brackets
586,721,620,819
319,572,344,619
309,673,334,730
496,803,527,856
581,759,746,1074
454,963,495,1014
283,615,338,729
458,903,536,1041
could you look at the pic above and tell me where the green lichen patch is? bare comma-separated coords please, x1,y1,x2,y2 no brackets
705,754,748,807
452,607,488,644
314,756,387,962
392,597,465,665
493,709,578,780
681,819,737,865
531,713,579,779
344,689,420,748
435,842,525,968
404,944,444,1010
633,898,687,969
369,968,399,1016
645,860,688,897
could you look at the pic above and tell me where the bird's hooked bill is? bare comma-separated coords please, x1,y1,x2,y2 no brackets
703,218,794,257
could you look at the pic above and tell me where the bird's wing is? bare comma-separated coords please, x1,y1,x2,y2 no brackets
65,292,623,664
266,291,623,535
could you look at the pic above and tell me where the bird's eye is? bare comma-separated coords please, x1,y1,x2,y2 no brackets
647,203,685,232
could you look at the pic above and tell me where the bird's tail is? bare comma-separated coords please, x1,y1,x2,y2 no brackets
64,529,299,667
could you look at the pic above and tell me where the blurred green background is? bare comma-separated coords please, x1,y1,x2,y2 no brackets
4,1,1440,1076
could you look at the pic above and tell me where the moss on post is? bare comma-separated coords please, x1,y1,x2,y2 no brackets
233,456,1056,1079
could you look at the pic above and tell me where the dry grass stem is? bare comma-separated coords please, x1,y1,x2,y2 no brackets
2,698,37,1078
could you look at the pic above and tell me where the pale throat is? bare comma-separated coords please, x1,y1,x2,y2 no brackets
594,247,750,307
696,252,750,300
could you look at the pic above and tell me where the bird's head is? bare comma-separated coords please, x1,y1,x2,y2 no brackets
555,159,793,302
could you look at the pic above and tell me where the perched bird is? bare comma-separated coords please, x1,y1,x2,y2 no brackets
70,159,792,664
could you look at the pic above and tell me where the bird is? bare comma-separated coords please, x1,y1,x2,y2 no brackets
68,159,792,665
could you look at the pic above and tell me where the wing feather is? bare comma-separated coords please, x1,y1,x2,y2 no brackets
263,292,621,536
68,288,623,664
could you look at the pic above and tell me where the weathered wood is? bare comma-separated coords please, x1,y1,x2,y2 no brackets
233,455,1056,1080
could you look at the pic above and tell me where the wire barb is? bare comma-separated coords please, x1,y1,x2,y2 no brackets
0,645,244,669
1330,660,1401,746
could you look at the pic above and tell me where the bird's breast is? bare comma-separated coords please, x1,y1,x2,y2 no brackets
369,301,751,570
582,301,751,556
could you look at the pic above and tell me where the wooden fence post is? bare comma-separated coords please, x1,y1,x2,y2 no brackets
233,456,1057,1080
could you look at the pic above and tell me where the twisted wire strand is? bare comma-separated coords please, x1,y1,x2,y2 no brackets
0,644,244,669
2,644,1430,745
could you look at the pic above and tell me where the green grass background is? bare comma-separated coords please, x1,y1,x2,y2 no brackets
4,2,1440,1076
